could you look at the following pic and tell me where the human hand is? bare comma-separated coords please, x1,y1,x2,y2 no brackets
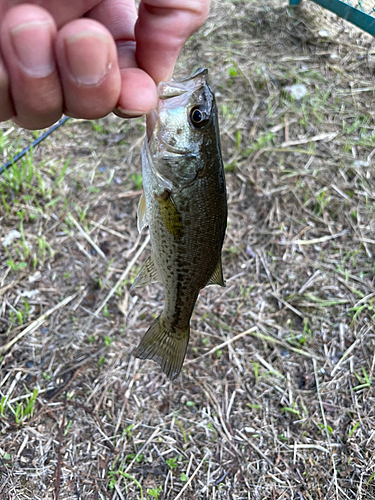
0,0,209,129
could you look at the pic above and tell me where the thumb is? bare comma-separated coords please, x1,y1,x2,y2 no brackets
135,0,210,83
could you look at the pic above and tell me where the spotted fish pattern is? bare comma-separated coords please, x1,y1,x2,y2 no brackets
132,69,227,380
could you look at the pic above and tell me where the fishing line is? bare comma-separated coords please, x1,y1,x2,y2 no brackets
0,115,70,176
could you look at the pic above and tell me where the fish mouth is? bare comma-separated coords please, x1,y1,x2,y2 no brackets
147,68,210,144
144,68,209,191
158,68,208,100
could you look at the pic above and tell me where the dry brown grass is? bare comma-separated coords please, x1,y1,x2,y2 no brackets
1,0,375,498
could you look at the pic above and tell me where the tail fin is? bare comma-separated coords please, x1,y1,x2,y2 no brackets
135,315,189,380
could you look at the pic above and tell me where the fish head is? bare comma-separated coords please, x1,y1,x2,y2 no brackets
145,68,220,191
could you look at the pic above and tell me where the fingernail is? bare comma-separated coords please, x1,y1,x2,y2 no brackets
65,31,110,86
116,107,144,118
11,20,55,77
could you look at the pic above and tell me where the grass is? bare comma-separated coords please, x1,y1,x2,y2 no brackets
0,0,375,498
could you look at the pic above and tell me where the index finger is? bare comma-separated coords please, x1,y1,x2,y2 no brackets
135,0,210,83
87,0,159,115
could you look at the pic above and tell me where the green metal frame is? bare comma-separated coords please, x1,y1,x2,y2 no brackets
290,0,375,36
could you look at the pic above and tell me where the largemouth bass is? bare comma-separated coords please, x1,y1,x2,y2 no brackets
133,68,227,380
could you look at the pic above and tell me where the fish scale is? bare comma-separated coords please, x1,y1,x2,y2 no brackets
132,69,227,380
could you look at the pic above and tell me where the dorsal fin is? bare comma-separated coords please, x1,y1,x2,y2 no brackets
206,258,225,287
131,255,161,288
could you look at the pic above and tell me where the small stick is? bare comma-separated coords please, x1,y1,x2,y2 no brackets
330,338,361,377
174,451,209,500
68,215,107,261
355,237,375,245
54,411,65,500
287,443,329,453
184,326,258,364
95,234,150,315
298,270,321,294
278,230,347,246
0,290,82,354
281,131,338,147
237,430,274,467
186,326,322,364
254,353,284,379
89,220,130,241
108,426,163,493
313,358,339,500
117,189,143,199
269,291,304,319
114,483,126,500
47,368,84,403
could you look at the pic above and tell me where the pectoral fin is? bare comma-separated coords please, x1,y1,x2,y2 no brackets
206,258,225,287
135,314,189,380
131,255,160,288
137,192,148,233
155,190,183,240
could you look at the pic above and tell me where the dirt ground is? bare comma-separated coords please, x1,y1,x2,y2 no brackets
1,0,375,499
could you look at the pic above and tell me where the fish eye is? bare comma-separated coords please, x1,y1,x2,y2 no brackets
189,106,210,129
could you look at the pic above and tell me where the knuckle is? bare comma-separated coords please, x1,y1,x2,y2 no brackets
24,92,61,117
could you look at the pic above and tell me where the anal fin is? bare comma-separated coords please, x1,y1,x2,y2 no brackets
135,314,189,380
131,255,160,288
206,258,225,287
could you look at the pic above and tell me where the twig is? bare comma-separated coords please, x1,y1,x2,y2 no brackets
47,368,84,403
287,443,329,453
355,237,375,245
108,426,162,495
95,234,150,315
237,430,275,467
330,338,361,377
254,353,285,379
0,275,26,295
236,430,287,485
114,483,126,500
89,220,130,241
186,325,322,364
68,215,107,261
54,410,65,500
203,383,233,443
184,326,258,364
57,462,108,482
174,451,209,500
298,270,321,294
278,230,347,246
0,289,83,354
281,131,338,147
269,291,304,319
124,426,161,475
313,358,339,500
117,189,143,198
28,368,84,425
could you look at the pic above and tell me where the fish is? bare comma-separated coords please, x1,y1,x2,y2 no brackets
132,68,227,380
